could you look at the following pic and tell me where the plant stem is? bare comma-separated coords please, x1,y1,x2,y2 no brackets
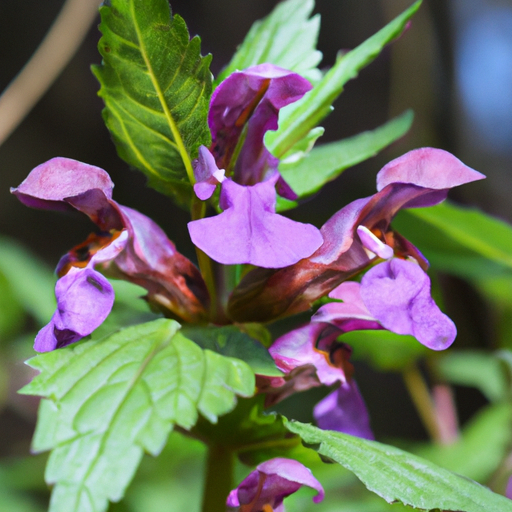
403,364,442,443
202,445,235,512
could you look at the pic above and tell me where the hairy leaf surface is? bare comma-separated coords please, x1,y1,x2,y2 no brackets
21,319,254,512
285,420,512,512
93,0,212,206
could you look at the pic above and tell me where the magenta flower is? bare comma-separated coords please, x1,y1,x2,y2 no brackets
228,148,485,322
227,458,324,512
12,158,209,350
209,63,312,197
188,172,323,268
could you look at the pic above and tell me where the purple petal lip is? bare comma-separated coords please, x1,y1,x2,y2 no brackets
314,380,374,440
34,267,115,352
360,258,456,350
10,157,114,209
227,457,324,510
188,177,323,268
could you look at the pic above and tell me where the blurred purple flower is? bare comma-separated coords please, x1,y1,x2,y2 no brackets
314,380,374,440
227,458,324,512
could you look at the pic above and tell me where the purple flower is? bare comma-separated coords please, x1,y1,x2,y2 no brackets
209,63,312,198
12,158,209,351
228,148,485,322
264,321,374,439
314,380,374,440
34,232,127,352
361,258,456,350
313,257,456,351
227,458,324,512
192,145,226,200
188,173,323,268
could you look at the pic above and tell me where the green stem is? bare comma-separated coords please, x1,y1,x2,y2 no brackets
191,197,219,320
403,364,441,443
202,445,235,512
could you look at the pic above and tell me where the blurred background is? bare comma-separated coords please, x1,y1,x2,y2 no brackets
0,0,512,510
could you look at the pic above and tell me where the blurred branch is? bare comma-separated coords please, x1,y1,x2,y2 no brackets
0,0,100,146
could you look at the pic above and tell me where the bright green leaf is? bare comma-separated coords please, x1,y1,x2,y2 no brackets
217,0,322,83
93,0,212,207
21,319,254,512
181,324,282,377
285,420,512,512
435,350,509,402
276,110,413,211
415,403,512,483
265,1,421,158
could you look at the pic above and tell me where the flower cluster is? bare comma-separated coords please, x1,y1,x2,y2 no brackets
12,63,484,509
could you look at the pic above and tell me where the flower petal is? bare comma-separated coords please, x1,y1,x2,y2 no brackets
376,148,485,207
188,178,323,268
34,267,115,352
360,258,456,350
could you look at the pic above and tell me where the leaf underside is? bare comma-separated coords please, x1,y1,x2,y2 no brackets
21,319,254,512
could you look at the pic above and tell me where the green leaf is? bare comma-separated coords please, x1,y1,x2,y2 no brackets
93,0,212,206
21,319,254,512
276,110,413,211
265,1,421,158
181,324,282,377
398,202,512,273
435,350,509,402
415,403,512,483
217,0,322,83
0,236,56,327
285,420,512,512
341,330,428,371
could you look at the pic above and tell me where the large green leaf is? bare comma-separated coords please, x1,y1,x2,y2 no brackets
21,319,254,512
93,0,212,206
276,110,413,211
181,324,282,377
265,1,421,158
285,420,512,512
217,0,322,84
397,202,512,274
